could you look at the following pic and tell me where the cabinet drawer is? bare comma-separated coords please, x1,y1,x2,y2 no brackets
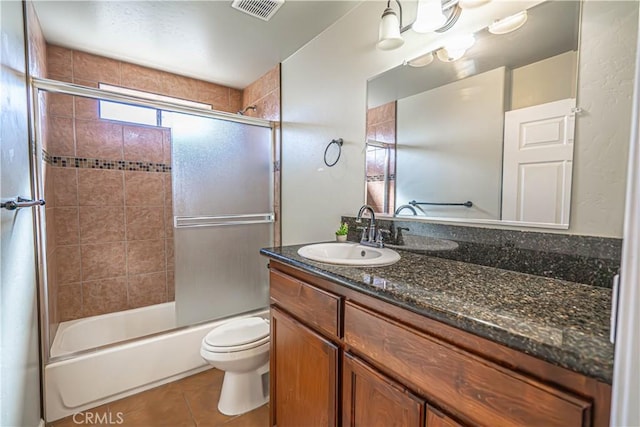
270,269,341,339
344,302,591,427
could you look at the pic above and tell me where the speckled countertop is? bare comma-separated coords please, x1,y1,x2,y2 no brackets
260,244,614,384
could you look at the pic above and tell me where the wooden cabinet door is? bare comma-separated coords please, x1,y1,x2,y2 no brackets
271,306,339,427
343,352,425,427
426,406,464,427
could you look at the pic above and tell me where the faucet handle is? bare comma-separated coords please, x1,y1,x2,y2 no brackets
376,229,391,246
356,226,368,241
394,227,409,245
378,229,391,238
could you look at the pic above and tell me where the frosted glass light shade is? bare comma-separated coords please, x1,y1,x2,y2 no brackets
407,52,434,67
412,0,446,33
436,47,465,62
436,34,475,62
488,11,528,35
377,7,404,50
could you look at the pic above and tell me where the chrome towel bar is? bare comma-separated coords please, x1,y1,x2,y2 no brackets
409,200,473,208
174,213,275,228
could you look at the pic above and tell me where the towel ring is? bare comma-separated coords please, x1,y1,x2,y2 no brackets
324,138,343,167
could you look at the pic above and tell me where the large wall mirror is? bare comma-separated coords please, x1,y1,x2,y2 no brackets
366,0,581,229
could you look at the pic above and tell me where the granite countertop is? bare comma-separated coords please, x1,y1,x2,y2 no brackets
260,243,614,384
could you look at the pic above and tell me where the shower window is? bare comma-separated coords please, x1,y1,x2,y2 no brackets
97,83,212,126
99,101,158,126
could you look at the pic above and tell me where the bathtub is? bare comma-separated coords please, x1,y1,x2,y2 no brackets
44,302,268,422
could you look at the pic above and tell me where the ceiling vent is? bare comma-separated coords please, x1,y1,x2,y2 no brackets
231,0,285,22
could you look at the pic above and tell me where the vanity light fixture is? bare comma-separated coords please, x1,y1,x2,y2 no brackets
435,33,475,62
412,0,447,33
406,52,435,67
488,10,528,35
377,0,405,50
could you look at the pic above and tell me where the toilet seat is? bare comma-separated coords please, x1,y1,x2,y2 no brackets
202,335,269,353
202,317,269,353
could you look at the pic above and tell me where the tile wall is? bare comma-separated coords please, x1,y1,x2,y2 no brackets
240,64,281,121
366,101,396,214
43,46,281,322
45,89,175,321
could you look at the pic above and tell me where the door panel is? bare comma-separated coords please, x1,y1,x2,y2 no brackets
0,1,42,425
502,98,575,225
343,352,425,427
163,111,274,326
271,307,338,427
426,406,464,427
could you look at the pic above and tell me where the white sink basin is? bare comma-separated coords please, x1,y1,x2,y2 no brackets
297,242,400,267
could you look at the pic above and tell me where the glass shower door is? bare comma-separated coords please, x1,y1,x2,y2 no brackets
162,112,274,327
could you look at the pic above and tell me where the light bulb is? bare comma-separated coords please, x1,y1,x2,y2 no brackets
436,48,466,62
412,0,446,33
436,34,475,62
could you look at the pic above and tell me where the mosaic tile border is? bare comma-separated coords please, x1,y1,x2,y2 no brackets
43,150,170,172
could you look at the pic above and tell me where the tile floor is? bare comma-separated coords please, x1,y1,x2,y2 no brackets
48,368,269,427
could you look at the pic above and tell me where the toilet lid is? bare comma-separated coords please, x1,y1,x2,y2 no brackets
202,335,269,353
204,317,269,347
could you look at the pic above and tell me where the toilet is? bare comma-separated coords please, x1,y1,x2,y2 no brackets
200,316,270,416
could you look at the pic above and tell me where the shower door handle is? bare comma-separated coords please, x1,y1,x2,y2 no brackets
1,197,46,211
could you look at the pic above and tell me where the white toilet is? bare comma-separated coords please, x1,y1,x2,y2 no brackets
200,316,270,416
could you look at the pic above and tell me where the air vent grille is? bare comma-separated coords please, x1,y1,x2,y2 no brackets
231,0,285,21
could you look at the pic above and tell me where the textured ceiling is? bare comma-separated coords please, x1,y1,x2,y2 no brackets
33,0,361,89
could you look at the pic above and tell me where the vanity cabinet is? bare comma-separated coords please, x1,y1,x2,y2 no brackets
269,269,341,427
268,260,611,427
271,307,338,427
342,352,425,427
344,302,591,427
426,406,464,427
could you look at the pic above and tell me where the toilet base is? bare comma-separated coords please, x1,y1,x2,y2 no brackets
218,362,269,416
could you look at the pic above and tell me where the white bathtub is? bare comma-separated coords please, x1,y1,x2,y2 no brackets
45,302,268,422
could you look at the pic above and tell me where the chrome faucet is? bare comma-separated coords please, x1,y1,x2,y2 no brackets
356,205,383,247
394,204,417,216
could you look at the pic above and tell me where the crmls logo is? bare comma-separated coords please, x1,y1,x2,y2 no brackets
72,411,124,425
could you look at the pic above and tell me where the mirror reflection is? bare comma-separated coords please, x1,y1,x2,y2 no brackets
366,0,580,228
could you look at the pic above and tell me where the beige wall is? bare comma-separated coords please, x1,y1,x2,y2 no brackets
511,50,577,110
281,1,637,242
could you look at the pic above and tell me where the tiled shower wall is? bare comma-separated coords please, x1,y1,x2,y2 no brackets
241,64,281,121
43,45,282,323
366,101,396,214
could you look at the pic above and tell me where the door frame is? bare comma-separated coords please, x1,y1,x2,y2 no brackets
611,13,640,425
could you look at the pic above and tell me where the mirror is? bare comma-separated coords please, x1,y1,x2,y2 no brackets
365,0,580,228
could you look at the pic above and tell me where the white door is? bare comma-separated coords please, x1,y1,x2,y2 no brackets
1,2,43,426
501,98,576,225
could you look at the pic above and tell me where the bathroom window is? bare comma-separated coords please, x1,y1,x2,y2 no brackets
98,83,212,126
